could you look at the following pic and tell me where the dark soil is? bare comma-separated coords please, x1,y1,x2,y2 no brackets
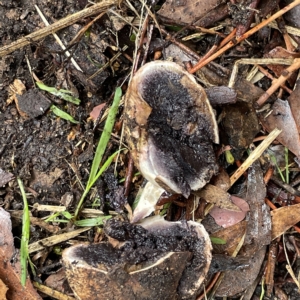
1,0,300,299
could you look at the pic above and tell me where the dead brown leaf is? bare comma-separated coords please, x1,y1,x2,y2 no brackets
210,167,231,191
44,269,67,294
157,0,219,25
271,203,300,239
215,161,271,296
0,279,8,300
89,102,106,121
259,99,300,158
30,168,64,189
244,161,271,247
194,184,240,211
216,246,267,297
288,79,300,134
265,46,300,85
211,221,247,255
0,169,14,188
0,208,14,260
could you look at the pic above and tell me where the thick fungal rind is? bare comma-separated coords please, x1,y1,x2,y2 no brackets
124,61,219,197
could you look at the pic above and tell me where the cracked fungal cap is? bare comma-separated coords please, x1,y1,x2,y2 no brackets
125,61,219,198
62,216,212,300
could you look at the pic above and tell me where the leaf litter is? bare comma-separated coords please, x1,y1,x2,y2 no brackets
1,0,300,299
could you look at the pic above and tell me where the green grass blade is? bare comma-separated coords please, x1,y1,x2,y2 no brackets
285,147,289,184
269,151,285,182
17,178,30,286
87,87,122,187
36,82,80,105
89,148,125,189
75,215,112,227
74,149,123,218
210,236,226,245
50,105,79,124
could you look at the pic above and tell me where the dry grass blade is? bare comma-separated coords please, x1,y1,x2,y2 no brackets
33,282,75,300
28,227,91,254
35,5,83,72
230,128,282,186
228,58,294,88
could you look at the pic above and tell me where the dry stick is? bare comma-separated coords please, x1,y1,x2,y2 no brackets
161,28,201,61
265,239,279,298
132,13,149,74
124,157,134,197
263,165,274,184
188,0,300,74
196,272,221,300
0,0,117,57
218,28,237,48
141,23,154,66
257,65,293,94
33,282,75,300
256,58,300,106
35,5,83,72
230,128,282,186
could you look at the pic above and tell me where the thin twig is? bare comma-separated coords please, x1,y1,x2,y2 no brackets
257,65,293,94
188,0,300,74
35,5,83,72
219,28,237,48
230,128,282,186
256,58,300,106
124,156,134,197
141,23,154,66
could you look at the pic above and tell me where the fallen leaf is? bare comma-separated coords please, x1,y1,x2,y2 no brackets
30,168,64,189
271,203,300,239
15,90,51,119
259,99,300,158
0,169,14,187
209,196,249,228
0,279,8,300
158,0,221,26
288,79,300,134
216,246,267,297
89,103,106,121
215,161,271,296
244,161,271,247
265,47,300,86
195,184,240,211
44,269,67,293
210,167,231,191
211,221,247,255
222,102,260,159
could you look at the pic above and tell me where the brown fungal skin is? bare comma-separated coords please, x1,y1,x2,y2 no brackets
125,61,219,198
62,216,212,300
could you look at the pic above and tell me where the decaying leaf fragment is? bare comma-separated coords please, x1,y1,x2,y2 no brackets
194,184,240,212
259,98,300,159
271,203,300,239
157,0,221,26
215,162,271,297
